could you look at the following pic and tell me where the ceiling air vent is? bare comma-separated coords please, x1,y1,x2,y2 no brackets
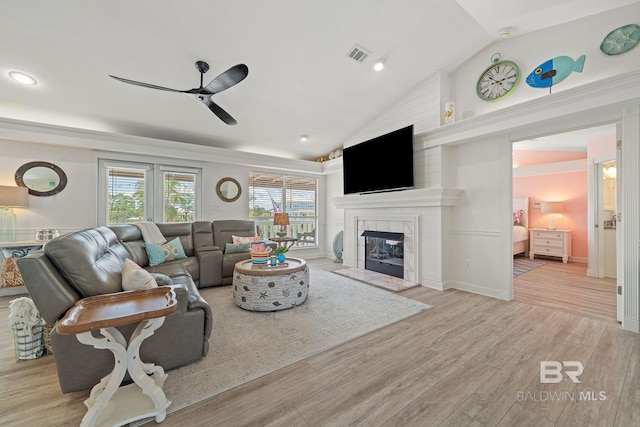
346,45,370,63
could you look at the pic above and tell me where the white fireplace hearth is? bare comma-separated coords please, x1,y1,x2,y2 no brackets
333,188,462,290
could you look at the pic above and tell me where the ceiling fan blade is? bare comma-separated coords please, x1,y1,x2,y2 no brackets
109,75,185,93
202,64,249,95
197,96,237,125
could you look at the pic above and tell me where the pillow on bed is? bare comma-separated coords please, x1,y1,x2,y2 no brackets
513,209,524,225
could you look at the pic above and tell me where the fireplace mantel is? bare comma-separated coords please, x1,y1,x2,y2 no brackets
335,187,463,289
333,187,462,209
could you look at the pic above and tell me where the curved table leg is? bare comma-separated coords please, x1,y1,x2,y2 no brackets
127,317,171,421
76,318,171,426
77,328,128,427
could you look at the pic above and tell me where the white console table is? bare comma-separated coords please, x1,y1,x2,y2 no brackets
57,287,177,427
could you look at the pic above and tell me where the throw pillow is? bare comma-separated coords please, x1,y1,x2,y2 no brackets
513,209,524,225
145,237,188,266
225,242,251,254
232,235,262,245
122,259,158,291
151,273,173,287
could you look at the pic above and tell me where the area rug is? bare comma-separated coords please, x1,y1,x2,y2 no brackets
333,267,421,292
513,257,546,277
155,269,431,417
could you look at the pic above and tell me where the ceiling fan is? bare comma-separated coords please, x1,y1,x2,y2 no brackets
109,60,248,125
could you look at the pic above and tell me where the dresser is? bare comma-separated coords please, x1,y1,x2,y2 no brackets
529,229,571,263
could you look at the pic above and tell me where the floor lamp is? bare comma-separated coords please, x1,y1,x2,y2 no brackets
0,186,29,242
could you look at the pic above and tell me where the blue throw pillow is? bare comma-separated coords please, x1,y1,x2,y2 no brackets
145,237,187,266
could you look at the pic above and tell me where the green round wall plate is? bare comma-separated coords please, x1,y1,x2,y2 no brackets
600,23,640,56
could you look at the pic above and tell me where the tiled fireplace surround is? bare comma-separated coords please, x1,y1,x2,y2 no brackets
334,188,462,289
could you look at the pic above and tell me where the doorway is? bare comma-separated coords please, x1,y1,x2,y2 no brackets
512,125,619,322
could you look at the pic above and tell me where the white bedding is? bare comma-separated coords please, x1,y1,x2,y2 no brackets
513,225,528,243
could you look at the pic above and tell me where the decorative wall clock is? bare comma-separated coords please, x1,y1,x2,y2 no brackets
476,53,521,102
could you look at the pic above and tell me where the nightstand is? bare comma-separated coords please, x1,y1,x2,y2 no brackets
529,229,572,263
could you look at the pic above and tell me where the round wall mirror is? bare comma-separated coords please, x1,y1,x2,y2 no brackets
216,177,241,202
15,161,68,196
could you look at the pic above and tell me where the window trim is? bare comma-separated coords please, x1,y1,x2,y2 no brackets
98,159,202,225
248,171,318,247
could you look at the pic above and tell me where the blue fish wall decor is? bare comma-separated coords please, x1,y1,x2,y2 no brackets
526,55,586,89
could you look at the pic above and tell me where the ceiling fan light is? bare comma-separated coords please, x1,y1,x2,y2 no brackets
9,71,37,85
373,59,385,71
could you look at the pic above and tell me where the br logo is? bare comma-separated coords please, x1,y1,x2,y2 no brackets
540,361,584,383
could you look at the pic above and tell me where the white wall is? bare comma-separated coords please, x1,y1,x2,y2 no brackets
1,133,326,261
452,2,640,121
1,140,96,238
322,159,344,260
445,136,514,299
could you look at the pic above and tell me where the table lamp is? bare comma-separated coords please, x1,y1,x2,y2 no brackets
541,201,563,230
0,185,29,242
273,213,289,238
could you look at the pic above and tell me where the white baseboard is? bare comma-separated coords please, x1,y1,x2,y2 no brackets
445,280,511,301
420,278,444,291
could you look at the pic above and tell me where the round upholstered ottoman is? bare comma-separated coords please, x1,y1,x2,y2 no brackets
232,257,309,311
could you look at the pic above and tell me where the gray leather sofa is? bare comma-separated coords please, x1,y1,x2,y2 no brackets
109,221,224,287
17,226,213,392
212,219,264,285
17,220,261,392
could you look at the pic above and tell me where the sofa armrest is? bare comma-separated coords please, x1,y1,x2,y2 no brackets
164,284,190,314
194,245,223,287
168,274,212,341
17,251,81,325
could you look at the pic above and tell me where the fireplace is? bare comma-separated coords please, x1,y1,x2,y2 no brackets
361,230,404,279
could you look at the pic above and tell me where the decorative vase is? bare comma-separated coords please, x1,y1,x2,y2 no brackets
277,252,286,263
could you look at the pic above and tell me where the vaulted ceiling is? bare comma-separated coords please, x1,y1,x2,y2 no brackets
0,1,635,160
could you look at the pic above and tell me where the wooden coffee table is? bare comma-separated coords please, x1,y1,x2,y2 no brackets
233,257,309,311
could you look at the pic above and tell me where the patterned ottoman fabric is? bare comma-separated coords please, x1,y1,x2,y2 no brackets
233,264,309,311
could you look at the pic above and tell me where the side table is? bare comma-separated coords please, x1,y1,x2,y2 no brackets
57,287,177,427
270,237,298,251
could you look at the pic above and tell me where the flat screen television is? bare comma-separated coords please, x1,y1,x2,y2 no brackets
342,124,414,194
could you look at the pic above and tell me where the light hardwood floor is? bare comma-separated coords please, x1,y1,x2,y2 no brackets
0,258,637,426
514,257,618,323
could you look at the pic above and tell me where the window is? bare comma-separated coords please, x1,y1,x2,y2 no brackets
98,160,201,225
249,172,318,246
105,164,149,224
162,170,196,222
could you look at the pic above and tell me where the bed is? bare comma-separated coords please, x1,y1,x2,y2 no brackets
513,197,529,256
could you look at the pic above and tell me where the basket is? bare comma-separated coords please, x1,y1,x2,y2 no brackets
43,324,54,354
1,258,24,288
11,323,45,361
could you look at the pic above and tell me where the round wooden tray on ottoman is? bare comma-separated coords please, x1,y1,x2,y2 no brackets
233,257,309,311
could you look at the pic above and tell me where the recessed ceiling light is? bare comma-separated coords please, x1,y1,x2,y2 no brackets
9,71,37,85
498,27,514,38
299,134,309,142
373,59,385,72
